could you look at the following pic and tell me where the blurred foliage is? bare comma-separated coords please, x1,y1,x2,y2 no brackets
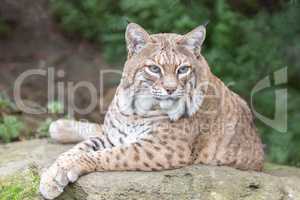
0,168,40,200
36,118,53,138
0,93,25,143
0,17,12,38
0,93,16,111
47,101,64,114
50,0,300,166
0,116,24,143
36,101,64,137
0,95,11,110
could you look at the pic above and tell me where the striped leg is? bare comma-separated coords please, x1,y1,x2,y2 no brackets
39,135,114,200
39,135,191,199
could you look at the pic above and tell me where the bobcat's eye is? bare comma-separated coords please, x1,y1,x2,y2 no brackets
177,65,190,75
148,65,161,74
145,65,162,78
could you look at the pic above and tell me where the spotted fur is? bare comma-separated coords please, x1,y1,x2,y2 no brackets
40,23,264,199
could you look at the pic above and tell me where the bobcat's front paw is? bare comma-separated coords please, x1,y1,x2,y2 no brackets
39,162,81,199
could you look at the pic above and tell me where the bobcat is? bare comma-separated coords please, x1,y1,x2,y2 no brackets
40,23,264,199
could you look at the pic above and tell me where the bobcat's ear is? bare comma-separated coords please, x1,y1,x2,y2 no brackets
178,25,206,56
125,23,150,57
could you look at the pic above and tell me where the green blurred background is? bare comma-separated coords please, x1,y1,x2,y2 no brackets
0,0,299,167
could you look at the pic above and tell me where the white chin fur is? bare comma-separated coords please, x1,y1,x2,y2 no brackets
133,94,186,121
117,83,203,121
159,99,175,110
134,95,155,115
166,98,185,121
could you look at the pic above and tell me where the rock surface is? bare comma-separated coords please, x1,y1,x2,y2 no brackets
1,139,300,200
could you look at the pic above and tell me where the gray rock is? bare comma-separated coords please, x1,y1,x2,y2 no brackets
1,139,300,200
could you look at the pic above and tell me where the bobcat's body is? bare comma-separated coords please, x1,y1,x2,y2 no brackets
40,24,264,199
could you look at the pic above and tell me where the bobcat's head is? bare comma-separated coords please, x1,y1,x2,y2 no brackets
117,23,211,121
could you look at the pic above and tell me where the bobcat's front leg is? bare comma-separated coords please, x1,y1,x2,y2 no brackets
40,135,191,199
39,138,103,199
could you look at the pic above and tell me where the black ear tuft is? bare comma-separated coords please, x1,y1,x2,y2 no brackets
203,20,210,27
125,18,131,25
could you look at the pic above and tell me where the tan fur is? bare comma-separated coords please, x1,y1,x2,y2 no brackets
40,23,264,199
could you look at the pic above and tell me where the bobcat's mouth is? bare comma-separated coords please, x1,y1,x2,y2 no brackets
152,93,183,111
153,96,179,101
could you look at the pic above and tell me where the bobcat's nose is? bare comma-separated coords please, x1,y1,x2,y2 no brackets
163,75,177,95
165,87,176,95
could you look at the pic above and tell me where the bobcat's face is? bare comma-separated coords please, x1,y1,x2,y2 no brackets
143,51,190,101
118,23,210,120
136,44,195,112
